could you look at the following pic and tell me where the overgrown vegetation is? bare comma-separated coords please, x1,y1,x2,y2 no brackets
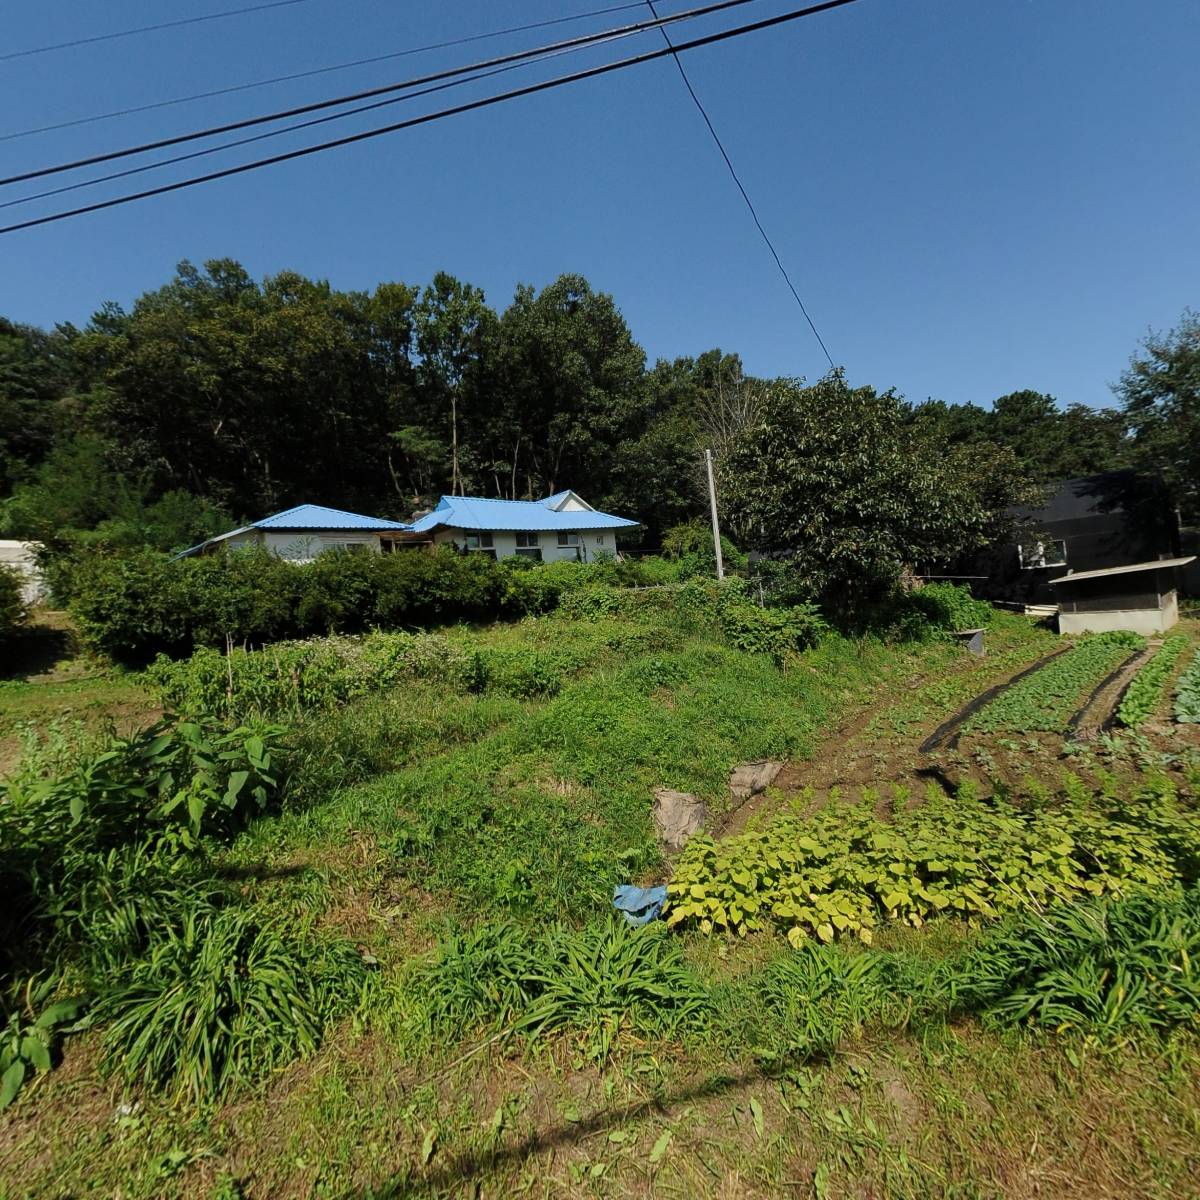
667,774,1199,945
0,564,27,642
1117,632,1190,727
965,631,1143,733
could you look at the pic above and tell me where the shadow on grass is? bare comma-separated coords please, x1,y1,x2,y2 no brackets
343,1049,836,1199
1,625,77,680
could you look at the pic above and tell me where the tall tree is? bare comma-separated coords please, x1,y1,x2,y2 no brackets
721,372,1032,609
414,273,495,496
1116,310,1200,522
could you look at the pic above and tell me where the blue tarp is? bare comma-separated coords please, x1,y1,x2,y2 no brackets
612,884,668,926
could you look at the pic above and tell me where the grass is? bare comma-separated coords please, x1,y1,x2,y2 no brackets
4,605,1200,1198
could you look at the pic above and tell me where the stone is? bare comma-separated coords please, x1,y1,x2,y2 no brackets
729,760,784,803
652,787,707,852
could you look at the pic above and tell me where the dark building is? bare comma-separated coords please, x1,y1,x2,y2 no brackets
968,471,1181,606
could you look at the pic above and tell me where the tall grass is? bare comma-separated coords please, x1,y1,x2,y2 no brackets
95,906,367,1106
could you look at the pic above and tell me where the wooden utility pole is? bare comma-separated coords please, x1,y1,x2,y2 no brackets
705,448,725,581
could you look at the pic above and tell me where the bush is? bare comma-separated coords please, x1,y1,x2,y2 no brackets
0,564,29,641
94,907,365,1105
67,545,694,665
908,581,992,632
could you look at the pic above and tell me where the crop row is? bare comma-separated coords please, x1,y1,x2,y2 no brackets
1177,649,1200,723
1116,634,1190,727
666,775,1199,945
964,631,1143,734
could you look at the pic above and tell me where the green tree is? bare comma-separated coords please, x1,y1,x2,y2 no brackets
414,272,496,496
1116,310,1200,522
482,275,646,499
721,372,1031,610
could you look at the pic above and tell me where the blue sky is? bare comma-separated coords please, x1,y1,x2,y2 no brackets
1,0,1196,409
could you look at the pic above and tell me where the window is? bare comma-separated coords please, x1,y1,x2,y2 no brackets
1018,539,1067,570
596,534,605,546
557,531,581,547
515,532,542,561
463,532,494,551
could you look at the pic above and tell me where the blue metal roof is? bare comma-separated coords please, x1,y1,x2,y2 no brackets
251,504,409,532
407,495,638,534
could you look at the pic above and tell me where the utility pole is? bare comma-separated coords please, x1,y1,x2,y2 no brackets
704,448,725,581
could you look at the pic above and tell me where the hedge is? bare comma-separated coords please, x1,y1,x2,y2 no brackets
66,546,684,664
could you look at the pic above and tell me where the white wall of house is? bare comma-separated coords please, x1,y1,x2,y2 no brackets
431,527,613,562
217,530,384,561
0,540,44,604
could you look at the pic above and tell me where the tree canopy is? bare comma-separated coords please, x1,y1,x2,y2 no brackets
0,258,1187,565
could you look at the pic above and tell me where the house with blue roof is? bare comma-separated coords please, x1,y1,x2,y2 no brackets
402,490,638,562
178,492,638,563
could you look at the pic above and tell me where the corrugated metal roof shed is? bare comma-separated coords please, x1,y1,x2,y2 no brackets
407,495,638,534
1048,556,1195,585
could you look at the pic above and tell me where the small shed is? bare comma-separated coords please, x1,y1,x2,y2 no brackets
1048,556,1196,635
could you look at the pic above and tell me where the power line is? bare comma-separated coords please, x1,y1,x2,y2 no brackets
645,0,835,368
1,0,317,63
1,36,639,212
0,0,865,237
1,2,650,144
1,0,764,188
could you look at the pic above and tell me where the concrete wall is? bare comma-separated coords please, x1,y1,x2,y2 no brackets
1058,591,1179,636
432,527,613,562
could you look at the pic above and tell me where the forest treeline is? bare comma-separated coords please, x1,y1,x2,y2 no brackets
1,259,1196,557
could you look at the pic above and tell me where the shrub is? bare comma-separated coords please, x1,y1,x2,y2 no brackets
94,907,365,1105
908,581,992,632
0,565,28,641
1117,633,1189,727
68,545,694,665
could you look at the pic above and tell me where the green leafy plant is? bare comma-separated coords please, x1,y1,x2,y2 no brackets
1117,633,1189,727
0,563,29,641
952,887,1200,1037
1176,650,1200,723
0,978,84,1110
966,631,1144,733
94,907,366,1106
409,918,709,1059
667,775,1200,946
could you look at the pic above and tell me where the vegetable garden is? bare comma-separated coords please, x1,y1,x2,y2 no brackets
3,575,1200,1198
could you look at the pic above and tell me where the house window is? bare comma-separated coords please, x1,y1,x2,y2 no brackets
1018,539,1067,570
557,532,581,547
515,532,542,562
596,534,605,545
463,532,496,559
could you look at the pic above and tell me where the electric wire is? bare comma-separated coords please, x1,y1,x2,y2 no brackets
1,0,764,188
645,0,835,367
0,0,864,237
1,2,650,144
1,0,318,63
1,34,641,212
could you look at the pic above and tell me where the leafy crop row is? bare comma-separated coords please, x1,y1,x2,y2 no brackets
1177,649,1200,723
667,774,1199,946
1117,634,1190,727
964,631,1143,733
